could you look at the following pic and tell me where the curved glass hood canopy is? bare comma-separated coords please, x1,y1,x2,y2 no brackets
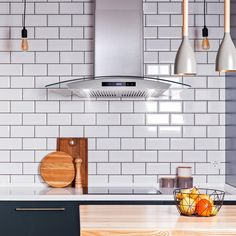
46,0,191,98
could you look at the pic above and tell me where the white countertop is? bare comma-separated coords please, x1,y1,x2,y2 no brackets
0,184,235,201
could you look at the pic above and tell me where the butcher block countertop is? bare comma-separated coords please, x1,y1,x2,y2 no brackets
80,205,236,236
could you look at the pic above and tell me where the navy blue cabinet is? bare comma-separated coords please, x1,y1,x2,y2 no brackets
0,201,80,236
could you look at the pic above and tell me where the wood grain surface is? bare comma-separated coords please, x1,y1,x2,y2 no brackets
40,151,75,188
80,205,236,236
57,138,88,187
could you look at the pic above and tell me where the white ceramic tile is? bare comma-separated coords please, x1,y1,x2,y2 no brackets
109,175,133,185
171,139,194,150
48,114,71,125
121,138,145,150
88,151,108,162
158,151,182,162
59,126,84,137
97,163,121,175
36,101,59,113
146,138,169,150
146,114,169,125
97,138,120,150
11,151,34,162
72,114,96,125
109,126,133,138
183,151,207,162
134,126,157,138
134,101,158,113
183,126,206,137
121,114,145,125
134,151,157,162
109,101,133,113
122,163,145,175
0,163,22,174
146,163,170,175
85,101,108,113
11,126,34,138
195,138,219,150
85,126,108,137
97,114,120,125
109,151,133,163
158,126,182,137
0,151,10,162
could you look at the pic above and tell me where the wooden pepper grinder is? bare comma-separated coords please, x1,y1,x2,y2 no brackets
75,158,83,188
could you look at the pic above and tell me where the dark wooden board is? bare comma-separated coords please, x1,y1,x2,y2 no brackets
57,138,88,187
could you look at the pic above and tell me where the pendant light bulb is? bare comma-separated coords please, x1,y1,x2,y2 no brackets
21,27,28,52
202,26,210,50
21,0,29,52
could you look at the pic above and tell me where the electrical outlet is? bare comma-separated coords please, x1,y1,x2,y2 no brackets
211,160,219,169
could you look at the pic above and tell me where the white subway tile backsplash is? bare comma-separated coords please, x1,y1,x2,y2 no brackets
11,151,34,162
97,163,120,175
0,126,9,137
59,126,83,137
0,163,22,174
134,101,157,113
85,126,108,137
134,126,157,138
171,139,194,150
0,0,226,185
23,114,46,126
85,101,108,113
97,138,120,150
134,151,157,162
195,138,219,150
158,151,182,162
183,126,206,138
121,138,145,150
147,163,170,175
109,126,133,138
72,114,96,125
109,151,133,163
48,114,71,125
88,151,108,162
158,126,182,137
146,114,169,125
146,138,169,150
122,163,145,175
11,126,34,138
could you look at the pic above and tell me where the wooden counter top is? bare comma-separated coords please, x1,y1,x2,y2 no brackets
80,205,236,236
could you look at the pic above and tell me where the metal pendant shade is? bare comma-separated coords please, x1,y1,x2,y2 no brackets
174,36,196,75
174,0,196,75
216,0,236,72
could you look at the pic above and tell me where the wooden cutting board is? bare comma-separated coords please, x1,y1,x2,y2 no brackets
40,151,75,188
57,138,88,187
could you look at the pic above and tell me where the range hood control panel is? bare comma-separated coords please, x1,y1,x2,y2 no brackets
102,82,136,87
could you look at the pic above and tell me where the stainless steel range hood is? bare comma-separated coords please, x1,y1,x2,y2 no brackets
45,0,190,98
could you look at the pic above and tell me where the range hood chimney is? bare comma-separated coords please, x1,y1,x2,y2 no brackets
46,0,190,98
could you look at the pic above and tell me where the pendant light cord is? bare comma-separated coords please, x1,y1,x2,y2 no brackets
203,0,206,27
23,0,26,28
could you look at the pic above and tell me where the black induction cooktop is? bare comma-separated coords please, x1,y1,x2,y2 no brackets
82,187,162,195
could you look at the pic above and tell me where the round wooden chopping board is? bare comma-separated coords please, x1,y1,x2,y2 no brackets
40,151,75,188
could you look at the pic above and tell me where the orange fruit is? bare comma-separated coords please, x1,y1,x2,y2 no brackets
195,194,214,206
196,199,212,217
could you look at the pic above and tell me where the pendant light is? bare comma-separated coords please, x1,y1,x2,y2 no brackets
174,0,196,75
21,0,29,51
216,0,236,72
202,0,210,50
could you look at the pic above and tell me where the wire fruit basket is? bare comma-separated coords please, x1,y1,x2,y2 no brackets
173,188,225,217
